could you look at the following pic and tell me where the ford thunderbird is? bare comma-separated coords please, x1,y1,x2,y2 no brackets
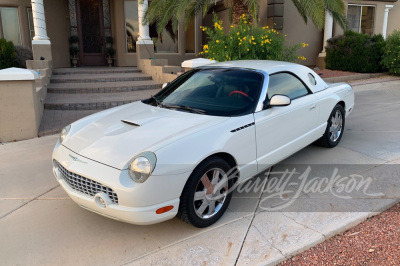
52,60,354,227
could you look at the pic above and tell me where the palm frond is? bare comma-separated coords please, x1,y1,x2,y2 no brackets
243,0,259,22
324,0,347,30
291,0,325,29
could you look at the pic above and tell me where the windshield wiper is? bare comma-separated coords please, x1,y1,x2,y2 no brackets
163,104,206,114
151,95,165,108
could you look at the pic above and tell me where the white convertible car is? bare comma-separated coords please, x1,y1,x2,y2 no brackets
52,60,354,227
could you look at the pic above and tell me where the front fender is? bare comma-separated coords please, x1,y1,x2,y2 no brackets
152,114,258,182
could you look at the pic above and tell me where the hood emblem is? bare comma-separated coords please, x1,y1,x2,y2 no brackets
69,154,87,164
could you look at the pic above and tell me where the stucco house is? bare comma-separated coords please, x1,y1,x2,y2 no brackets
0,0,399,68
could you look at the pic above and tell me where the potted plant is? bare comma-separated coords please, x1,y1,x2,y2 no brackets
69,35,79,45
106,47,115,67
69,47,79,67
105,36,114,48
69,35,79,67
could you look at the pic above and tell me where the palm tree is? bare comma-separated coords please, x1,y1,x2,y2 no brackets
142,0,347,34
292,0,347,30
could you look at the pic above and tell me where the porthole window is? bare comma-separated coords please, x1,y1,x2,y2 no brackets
308,73,317,85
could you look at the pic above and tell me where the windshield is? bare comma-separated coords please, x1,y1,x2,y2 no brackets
145,68,264,116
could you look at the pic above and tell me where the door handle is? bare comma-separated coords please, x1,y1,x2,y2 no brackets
309,104,316,110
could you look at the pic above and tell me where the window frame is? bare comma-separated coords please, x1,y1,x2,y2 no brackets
347,4,376,36
124,0,139,54
27,7,34,42
266,71,312,103
0,6,22,45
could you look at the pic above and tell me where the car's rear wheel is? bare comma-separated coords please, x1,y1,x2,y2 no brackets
177,157,234,228
316,104,345,148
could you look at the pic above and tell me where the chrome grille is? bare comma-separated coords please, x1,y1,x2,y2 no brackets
54,160,118,204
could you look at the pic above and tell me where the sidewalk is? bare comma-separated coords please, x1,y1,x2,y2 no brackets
1,78,400,265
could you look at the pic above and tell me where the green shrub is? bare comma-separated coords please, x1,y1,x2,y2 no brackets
0,38,16,69
68,35,79,44
199,14,305,63
69,46,79,57
106,47,115,57
14,45,33,68
382,30,400,76
325,31,385,73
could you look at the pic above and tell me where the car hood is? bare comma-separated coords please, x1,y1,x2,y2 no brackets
63,101,229,170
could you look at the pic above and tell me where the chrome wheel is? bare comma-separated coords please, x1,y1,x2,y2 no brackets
193,168,229,219
329,110,343,142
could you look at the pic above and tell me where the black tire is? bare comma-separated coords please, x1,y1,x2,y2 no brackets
177,157,234,228
316,104,345,148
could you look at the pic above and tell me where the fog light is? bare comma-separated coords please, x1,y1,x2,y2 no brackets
99,198,106,207
94,193,112,209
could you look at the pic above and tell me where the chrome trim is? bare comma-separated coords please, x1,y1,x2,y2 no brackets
54,160,119,204
197,66,270,113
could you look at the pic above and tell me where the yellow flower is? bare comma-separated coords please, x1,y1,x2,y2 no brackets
203,44,209,50
216,40,220,43
247,49,249,51
237,32,240,35
225,46,227,48
253,42,256,45
239,43,242,45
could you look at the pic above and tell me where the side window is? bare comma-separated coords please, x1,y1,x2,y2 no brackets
267,73,309,100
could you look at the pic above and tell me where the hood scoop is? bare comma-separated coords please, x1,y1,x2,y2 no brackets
121,120,141,127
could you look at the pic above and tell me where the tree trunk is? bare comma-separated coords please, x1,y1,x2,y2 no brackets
231,0,249,25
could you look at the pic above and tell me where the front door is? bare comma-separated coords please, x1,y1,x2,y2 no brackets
77,0,106,66
254,72,320,171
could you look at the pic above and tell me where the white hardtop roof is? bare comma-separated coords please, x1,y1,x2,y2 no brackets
202,60,328,93
207,60,304,74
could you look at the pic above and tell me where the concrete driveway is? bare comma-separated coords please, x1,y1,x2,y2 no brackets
1,78,400,265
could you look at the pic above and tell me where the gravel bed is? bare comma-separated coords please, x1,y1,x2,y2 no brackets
280,202,400,265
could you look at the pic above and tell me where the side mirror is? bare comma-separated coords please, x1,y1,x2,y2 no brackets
269,95,291,107
162,82,169,89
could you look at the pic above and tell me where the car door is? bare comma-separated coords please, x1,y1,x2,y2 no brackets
254,72,320,172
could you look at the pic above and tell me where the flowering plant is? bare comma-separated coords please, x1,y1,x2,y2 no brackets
199,14,306,62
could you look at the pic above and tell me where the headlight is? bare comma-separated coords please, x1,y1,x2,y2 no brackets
128,152,157,183
59,125,71,144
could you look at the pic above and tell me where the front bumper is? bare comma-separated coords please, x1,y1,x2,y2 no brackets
52,141,188,225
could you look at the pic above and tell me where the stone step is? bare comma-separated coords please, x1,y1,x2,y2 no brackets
52,67,141,75
47,80,162,94
162,65,182,74
50,73,152,83
44,89,160,110
38,109,100,137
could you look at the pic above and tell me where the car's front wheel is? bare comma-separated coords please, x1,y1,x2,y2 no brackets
177,157,234,228
316,104,345,148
